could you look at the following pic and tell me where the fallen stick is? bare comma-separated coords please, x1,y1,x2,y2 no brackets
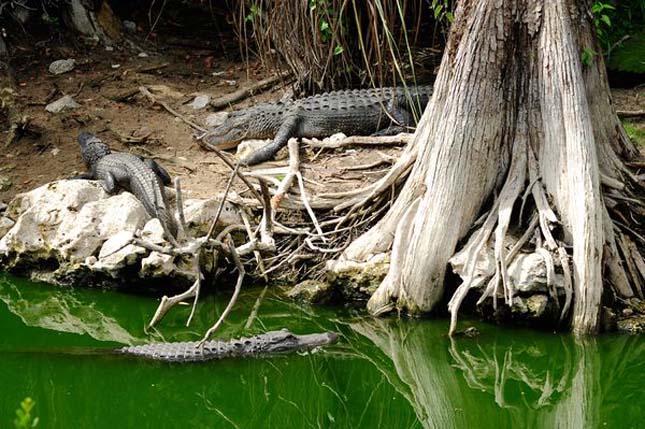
139,85,207,133
135,63,170,74
302,133,413,149
617,110,645,118
210,71,291,110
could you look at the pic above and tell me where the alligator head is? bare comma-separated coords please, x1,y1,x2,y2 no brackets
258,329,339,354
201,103,288,150
78,131,111,167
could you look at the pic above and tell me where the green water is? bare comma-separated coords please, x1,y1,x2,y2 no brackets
1,274,645,428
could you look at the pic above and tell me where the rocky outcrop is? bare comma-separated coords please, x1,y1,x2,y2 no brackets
0,180,241,288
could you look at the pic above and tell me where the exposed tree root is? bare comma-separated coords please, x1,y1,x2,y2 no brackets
326,0,645,335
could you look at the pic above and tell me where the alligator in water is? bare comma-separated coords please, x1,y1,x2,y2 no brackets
117,329,338,362
200,85,433,165
76,131,178,241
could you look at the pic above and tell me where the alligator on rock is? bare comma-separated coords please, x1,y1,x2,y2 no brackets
201,85,433,165
76,131,179,242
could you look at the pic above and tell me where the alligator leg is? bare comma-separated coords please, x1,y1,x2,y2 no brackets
98,172,117,193
372,126,409,136
70,172,95,180
242,116,299,166
141,158,172,186
373,104,414,136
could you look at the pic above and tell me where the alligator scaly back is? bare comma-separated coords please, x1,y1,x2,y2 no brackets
201,85,433,165
77,132,178,240
117,329,339,362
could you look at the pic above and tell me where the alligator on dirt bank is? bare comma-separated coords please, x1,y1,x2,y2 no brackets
200,85,433,165
117,329,338,362
76,131,179,241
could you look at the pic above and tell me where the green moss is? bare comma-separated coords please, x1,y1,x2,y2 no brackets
623,120,645,148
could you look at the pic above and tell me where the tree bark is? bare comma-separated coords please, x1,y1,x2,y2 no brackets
332,0,644,335
64,0,122,43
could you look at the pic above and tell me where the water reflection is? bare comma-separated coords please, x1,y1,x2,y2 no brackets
350,319,645,428
0,276,140,345
1,275,645,428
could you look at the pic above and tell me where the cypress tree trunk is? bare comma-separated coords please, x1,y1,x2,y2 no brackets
334,0,644,335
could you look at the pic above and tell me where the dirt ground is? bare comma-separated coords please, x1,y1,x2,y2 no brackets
0,37,643,205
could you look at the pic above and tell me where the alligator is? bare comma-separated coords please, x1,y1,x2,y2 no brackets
76,131,178,241
117,329,338,362
200,85,433,165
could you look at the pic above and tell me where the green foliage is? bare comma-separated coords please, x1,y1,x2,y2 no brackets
581,47,598,67
592,0,645,71
623,120,645,148
244,4,261,23
429,0,454,24
592,1,615,42
13,397,39,429
309,0,335,43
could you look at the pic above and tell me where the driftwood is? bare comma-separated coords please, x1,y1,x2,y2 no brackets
210,71,292,110
617,110,645,119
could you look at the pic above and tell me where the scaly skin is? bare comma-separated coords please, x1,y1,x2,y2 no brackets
77,132,178,240
201,85,433,165
117,329,338,362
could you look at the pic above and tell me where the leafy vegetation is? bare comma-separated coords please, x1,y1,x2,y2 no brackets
623,120,645,148
592,0,645,72
13,397,39,429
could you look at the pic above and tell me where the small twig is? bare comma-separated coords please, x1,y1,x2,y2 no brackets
296,171,325,239
244,285,269,330
71,81,85,97
186,252,202,326
139,85,207,132
197,140,263,203
135,63,170,74
198,238,245,346
210,71,292,110
206,162,239,239
343,152,395,171
108,125,153,144
239,208,268,280
106,88,140,103
174,177,188,240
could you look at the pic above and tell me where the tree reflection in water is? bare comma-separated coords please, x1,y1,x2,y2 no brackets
350,318,645,428
0,276,143,345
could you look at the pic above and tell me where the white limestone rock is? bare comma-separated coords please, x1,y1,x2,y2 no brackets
0,180,243,287
0,180,147,283
190,94,210,110
140,218,166,244
183,198,242,236
140,251,176,278
0,216,14,238
46,95,80,113
48,59,76,75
